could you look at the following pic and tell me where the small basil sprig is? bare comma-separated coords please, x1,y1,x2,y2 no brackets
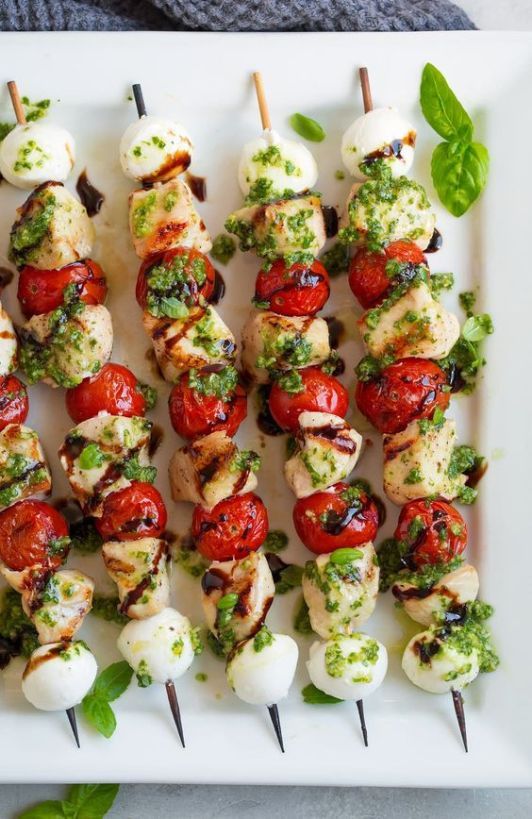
82,661,133,738
19,784,119,819
302,683,342,705
289,113,326,143
420,63,489,217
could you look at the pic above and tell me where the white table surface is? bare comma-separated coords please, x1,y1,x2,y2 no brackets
1,1,531,816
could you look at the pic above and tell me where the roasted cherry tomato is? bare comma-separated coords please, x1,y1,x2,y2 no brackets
0,500,69,572
348,240,427,309
355,357,450,434
191,492,268,561
168,365,247,440
17,259,107,317
394,499,467,567
0,375,29,431
95,482,167,541
65,363,148,423
254,259,330,317
268,367,349,434
293,482,379,554
135,247,215,311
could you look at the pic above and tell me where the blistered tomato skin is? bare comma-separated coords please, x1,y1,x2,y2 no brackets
65,363,147,423
191,492,269,561
135,246,215,309
95,482,168,541
168,373,247,440
355,358,450,434
348,240,427,309
269,367,349,434
17,259,107,318
0,500,69,572
394,499,468,567
293,482,379,554
0,375,29,431
254,259,330,317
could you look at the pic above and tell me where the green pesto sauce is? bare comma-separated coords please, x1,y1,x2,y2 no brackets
253,625,274,653
0,588,39,668
210,233,237,265
69,518,103,554
91,595,128,625
293,595,312,634
145,251,207,319
8,192,57,267
263,529,289,553
188,365,238,400
132,191,157,238
319,241,350,278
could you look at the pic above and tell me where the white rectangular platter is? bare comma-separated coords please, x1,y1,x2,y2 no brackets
0,30,531,787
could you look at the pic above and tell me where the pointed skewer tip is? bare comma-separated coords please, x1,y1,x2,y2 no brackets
356,699,369,748
451,689,468,753
165,680,185,748
66,707,80,749
267,703,285,753
132,84,147,120
7,80,26,125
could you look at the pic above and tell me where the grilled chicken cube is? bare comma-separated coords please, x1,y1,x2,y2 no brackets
392,564,479,626
169,430,259,510
225,194,326,261
58,414,153,516
358,281,460,360
341,175,435,250
144,305,236,382
0,424,51,510
102,537,169,620
19,302,113,388
383,417,466,505
201,551,274,651
302,544,379,638
285,411,362,499
0,302,17,376
129,178,211,259
8,181,94,269
241,310,330,384
22,569,94,644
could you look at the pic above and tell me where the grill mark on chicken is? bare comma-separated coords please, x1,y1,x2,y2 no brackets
118,540,167,614
0,460,48,495
383,438,414,462
305,423,357,455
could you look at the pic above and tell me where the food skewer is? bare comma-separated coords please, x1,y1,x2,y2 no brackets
7,80,26,124
344,66,499,751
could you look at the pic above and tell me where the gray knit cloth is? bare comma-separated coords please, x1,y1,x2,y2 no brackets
1,0,474,32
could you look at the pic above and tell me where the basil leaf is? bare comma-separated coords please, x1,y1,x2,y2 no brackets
82,694,117,738
302,683,342,704
462,313,494,342
431,139,489,217
93,660,133,702
160,297,188,319
420,63,473,142
19,802,67,818
78,443,105,471
67,784,119,818
289,113,326,143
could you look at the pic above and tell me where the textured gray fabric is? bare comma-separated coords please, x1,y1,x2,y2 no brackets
0,0,474,33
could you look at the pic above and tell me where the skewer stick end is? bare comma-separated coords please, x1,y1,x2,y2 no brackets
7,80,26,125
252,72,272,132
356,699,369,748
451,689,468,753
131,84,147,120
166,680,185,748
267,704,285,753
359,67,373,114
66,707,80,749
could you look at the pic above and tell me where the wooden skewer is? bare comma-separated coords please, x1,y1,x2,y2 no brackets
356,699,369,748
267,704,285,753
451,689,468,753
132,83,147,119
252,72,272,131
166,680,185,748
7,80,26,125
359,68,373,114
66,707,80,749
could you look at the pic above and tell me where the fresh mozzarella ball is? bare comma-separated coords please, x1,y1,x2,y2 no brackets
120,116,193,183
307,633,388,701
341,107,416,180
393,565,479,627
21,641,97,711
117,607,196,684
402,628,480,694
238,129,318,200
0,122,75,190
226,630,298,706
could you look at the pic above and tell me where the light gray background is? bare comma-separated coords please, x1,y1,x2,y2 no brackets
2,1,532,816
